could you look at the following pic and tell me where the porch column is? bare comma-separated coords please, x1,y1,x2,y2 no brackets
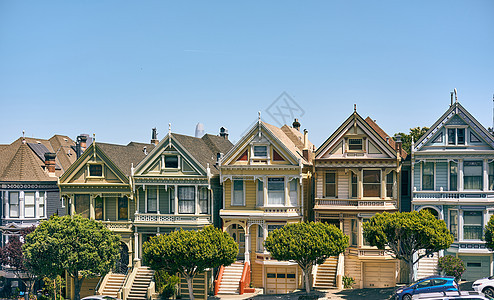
263,176,268,206
134,232,139,260
358,170,363,199
19,191,24,218
381,170,386,199
89,195,95,220
263,226,268,252
174,185,178,215
244,232,250,261
284,176,289,206
35,191,40,219
157,186,160,214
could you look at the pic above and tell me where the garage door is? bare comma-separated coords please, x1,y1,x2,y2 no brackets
363,262,396,288
266,267,297,294
460,256,490,281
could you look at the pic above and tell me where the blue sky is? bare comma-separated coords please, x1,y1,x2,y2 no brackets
1,1,493,147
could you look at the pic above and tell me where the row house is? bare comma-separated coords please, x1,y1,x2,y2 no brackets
412,98,494,281
0,134,76,290
58,128,232,300
313,109,406,289
216,118,313,295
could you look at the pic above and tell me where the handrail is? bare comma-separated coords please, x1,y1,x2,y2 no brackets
95,273,106,295
146,281,155,300
122,265,140,300
117,267,131,298
239,261,250,295
336,254,344,289
214,265,225,295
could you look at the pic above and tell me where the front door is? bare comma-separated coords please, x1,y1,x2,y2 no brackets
230,224,245,260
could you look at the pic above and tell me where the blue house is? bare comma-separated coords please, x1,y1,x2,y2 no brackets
412,95,494,281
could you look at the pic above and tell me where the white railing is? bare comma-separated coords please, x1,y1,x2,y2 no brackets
413,190,494,200
261,206,301,214
316,198,397,209
102,221,133,231
134,213,211,224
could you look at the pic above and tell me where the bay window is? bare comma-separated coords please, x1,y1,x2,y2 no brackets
178,186,195,214
463,211,482,240
325,172,336,198
450,161,458,191
363,170,380,197
464,161,483,190
351,173,358,198
232,180,244,206
75,194,90,218
199,187,208,214
268,178,284,205
362,218,371,246
24,192,35,218
38,192,45,218
489,162,494,190
422,162,434,190
257,180,264,207
147,186,157,213
118,196,128,220
386,172,394,198
449,210,458,241
351,219,358,246
289,180,297,206
95,196,103,220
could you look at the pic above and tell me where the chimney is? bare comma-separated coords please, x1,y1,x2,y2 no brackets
79,135,87,151
76,135,88,158
143,146,147,155
302,129,310,161
151,128,159,145
292,119,301,131
450,91,454,106
394,134,402,157
219,127,229,139
44,152,56,177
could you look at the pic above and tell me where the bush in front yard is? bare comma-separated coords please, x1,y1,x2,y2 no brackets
438,255,466,281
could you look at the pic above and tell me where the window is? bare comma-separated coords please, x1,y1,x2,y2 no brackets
289,179,298,206
464,161,483,190
257,180,264,206
422,162,434,190
38,192,45,218
164,156,179,168
351,173,358,198
147,186,157,213
386,172,394,198
351,219,358,246
75,194,90,218
362,218,371,246
448,128,466,145
433,279,447,286
232,180,244,206
450,161,458,191
118,196,128,220
432,132,443,143
199,187,208,214
457,128,465,145
178,186,195,214
363,170,380,197
325,172,336,197
348,139,363,151
95,196,103,220
268,178,285,205
169,187,175,214
257,226,264,252
253,145,267,158
24,192,35,218
89,164,103,177
490,162,494,190
463,211,483,240
268,224,284,233
448,129,456,145
9,192,19,218
449,210,458,241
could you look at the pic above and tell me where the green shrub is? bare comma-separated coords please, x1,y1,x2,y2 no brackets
41,275,65,300
342,275,355,289
155,270,180,300
438,255,465,281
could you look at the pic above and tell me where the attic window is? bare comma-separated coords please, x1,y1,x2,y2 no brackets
432,132,443,143
253,146,267,158
348,139,363,151
89,164,103,177
165,156,179,168
273,149,284,161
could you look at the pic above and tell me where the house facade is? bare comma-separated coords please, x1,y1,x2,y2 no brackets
412,99,494,281
217,118,313,295
313,109,406,289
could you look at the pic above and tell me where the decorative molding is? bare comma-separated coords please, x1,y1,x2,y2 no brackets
1,183,57,190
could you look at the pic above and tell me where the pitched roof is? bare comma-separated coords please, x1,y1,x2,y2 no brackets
172,133,234,174
364,117,408,159
0,135,77,182
97,142,155,177
263,121,312,165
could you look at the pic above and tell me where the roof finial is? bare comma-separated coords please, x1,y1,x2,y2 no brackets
454,88,458,103
22,130,25,144
93,133,96,158
168,123,171,135
258,111,261,122
354,104,357,112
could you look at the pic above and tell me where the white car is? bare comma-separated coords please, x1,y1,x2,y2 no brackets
472,276,494,298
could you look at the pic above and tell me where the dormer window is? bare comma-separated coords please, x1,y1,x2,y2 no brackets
253,146,268,158
348,139,363,151
165,155,179,168
89,164,103,177
447,128,465,145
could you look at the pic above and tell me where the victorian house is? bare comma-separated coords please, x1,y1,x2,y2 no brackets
313,108,406,289
216,118,313,295
131,127,233,299
58,136,154,300
0,134,76,291
412,95,494,281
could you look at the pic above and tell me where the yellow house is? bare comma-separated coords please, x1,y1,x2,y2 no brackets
217,118,313,295
313,109,406,289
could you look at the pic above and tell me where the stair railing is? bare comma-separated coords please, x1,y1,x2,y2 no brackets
121,266,139,300
146,280,155,300
239,261,250,295
214,265,225,295
116,267,130,299
96,272,111,295
336,254,345,289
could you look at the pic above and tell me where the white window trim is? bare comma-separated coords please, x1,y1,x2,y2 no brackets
362,168,382,198
161,154,181,171
445,126,468,146
266,177,286,207
324,171,337,199
421,161,436,191
231,179,246,206
87,163,104,178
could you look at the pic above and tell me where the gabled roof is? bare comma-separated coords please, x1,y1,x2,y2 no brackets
97,142,155,177
0,135,76,182
316,111,400,159
413,101,494,151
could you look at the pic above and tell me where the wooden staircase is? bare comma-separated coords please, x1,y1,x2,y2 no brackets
127,266,154,300
217,261,244,294
100,273,126,298
314,257,338,290
417,251,439,279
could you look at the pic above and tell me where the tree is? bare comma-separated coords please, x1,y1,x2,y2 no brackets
394,126,429,154
484,215,494,251
362,210,453,283
264,222,349,294
22,215,121,300
143,225,238,300
0,226,36,297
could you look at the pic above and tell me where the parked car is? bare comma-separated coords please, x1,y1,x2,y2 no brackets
81,296,120,300
395,276,459,300
412,291,489,299
473,276,494,298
